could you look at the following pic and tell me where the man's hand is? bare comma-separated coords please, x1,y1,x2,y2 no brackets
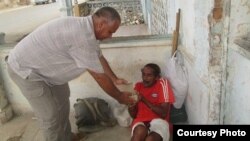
114,78,129,85
117,91,135,105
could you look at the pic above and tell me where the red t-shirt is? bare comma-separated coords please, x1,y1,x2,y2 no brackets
132,78,175,126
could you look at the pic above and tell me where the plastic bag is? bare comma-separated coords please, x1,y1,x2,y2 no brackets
112,103,132,127
113,84,134,127
165,50,188,109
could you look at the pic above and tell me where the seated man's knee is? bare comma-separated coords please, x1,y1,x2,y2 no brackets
134,125,148,134
146,132,162,141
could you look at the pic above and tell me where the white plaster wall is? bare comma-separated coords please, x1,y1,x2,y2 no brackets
143,0,250,124
168,0,215,124
177,0,212,78
0,37,172,115
184,58,209,124
172,0,250,124
224,0,250,124
225,50,250,124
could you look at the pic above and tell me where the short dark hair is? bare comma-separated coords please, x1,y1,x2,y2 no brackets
144,63,161,77
94,6,121,22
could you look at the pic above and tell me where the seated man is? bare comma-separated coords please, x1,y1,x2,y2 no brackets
128,63,175,141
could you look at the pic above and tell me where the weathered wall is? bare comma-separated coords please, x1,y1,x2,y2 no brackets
168,0,217,124
0,36,172,115
141,0,217,124
223,0,250,124
165,0,250,124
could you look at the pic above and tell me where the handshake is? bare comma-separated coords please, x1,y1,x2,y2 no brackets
127,91,140,107
130,91,139,102
117,83,139,106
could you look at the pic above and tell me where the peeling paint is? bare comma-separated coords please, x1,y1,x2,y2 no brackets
206,0,229,124
213,7,223,20
240,0,250,14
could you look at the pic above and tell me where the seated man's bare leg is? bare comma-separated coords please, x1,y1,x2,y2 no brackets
146,132,162,141
131,125,148,141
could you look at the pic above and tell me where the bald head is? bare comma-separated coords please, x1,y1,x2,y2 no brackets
92,7,121,40
94,6,121,22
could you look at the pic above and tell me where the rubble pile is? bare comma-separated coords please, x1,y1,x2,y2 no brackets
121,10,144,25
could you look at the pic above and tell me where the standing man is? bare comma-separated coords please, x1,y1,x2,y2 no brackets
128,63,175,141
6,7,134,141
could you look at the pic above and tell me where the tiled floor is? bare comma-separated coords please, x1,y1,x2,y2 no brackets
0,112,131,141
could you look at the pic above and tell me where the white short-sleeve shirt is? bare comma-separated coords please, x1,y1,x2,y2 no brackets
7,16,104,85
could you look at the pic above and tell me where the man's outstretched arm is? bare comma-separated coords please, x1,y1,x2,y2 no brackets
99,56,128,85
87,69,134,105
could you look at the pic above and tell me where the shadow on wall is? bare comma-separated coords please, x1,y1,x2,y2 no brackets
234,32,250,52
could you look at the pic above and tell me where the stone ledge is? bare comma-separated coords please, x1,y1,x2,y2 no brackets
100,35,172,49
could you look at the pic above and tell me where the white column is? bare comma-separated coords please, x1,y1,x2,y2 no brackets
167,0,176,34
140,0,147,24
58,0,73,16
